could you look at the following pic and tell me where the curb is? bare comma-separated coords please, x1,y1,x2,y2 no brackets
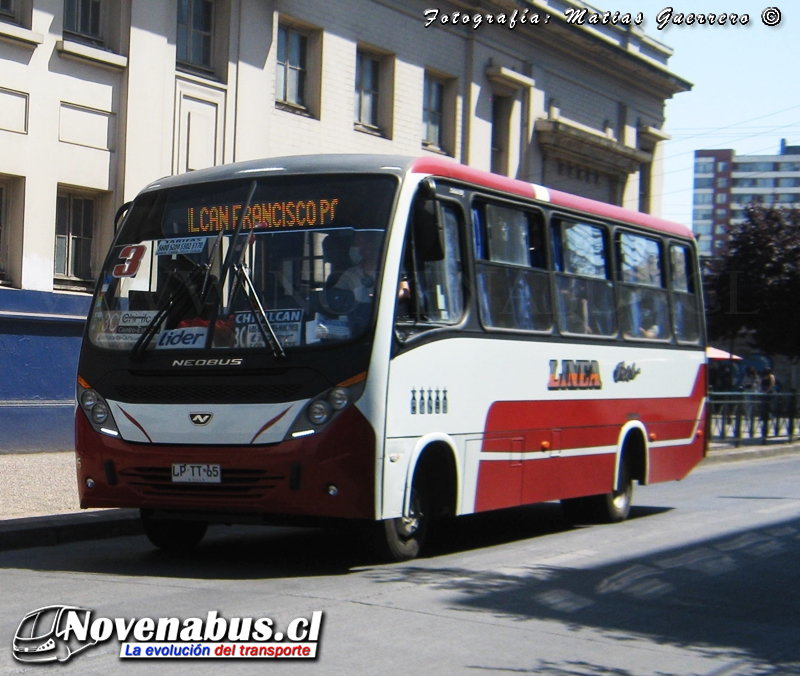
702,441,800,465
0,509,142,553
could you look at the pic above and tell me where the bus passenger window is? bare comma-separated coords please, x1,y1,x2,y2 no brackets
474,202,552,332
669,243,701,343
617,232,670,341
553,219,616,336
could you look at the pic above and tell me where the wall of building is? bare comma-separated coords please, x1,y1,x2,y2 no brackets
0,0,689,451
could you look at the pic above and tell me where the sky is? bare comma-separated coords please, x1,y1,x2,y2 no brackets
592,1,800,226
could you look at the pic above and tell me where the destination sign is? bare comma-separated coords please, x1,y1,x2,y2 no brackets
187,199,339,233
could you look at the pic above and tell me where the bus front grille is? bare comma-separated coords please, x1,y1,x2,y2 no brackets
119,466,284,499
112,383,302,404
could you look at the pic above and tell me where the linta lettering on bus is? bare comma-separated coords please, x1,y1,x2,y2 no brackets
548,359,602,390
186,198,339,233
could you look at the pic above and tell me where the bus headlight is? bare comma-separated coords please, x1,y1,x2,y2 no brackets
77,378,120,438
91,402,109,424
307,400,332,425
328,387,349,410
283,375,366,441
80,389,99,409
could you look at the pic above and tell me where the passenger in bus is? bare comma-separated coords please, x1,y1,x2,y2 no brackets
625,288,662,339
559,276,592,334
320,231,376,335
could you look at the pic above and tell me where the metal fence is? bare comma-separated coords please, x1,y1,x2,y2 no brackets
708,392,800,446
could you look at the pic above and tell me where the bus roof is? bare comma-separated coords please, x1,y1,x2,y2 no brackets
409,156,694,240
141,153,694,241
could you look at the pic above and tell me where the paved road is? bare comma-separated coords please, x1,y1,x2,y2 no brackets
1,453,799,675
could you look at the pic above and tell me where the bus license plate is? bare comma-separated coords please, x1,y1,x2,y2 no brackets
171,463,221,483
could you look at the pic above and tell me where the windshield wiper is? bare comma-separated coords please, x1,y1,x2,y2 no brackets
234,261,286,359
129,267,205,361
130,180,258,362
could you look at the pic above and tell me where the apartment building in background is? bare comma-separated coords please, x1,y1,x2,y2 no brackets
693,140,800,258
0,0,690,449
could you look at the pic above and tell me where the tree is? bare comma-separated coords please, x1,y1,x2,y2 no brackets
706,203,800,359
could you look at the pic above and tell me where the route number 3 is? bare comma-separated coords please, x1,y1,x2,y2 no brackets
112,244,147,277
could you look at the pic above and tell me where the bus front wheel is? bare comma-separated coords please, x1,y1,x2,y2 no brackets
380,484,429,561
140,509,208,553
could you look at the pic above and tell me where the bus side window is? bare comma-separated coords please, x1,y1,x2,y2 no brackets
396,201,465,333
617,232,671,341
475,202,552,332
553,219,616,336
669,242,701,343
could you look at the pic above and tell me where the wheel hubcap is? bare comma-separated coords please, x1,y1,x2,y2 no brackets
612,485,630,510
395,493,423,539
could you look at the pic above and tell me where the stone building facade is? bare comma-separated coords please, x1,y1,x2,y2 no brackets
0,0,689,449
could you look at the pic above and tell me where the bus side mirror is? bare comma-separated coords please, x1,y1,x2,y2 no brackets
413,198,445,261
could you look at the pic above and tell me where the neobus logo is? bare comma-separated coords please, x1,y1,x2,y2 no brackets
172,358,244,367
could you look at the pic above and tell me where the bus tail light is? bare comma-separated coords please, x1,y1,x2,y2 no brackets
77,379,120,438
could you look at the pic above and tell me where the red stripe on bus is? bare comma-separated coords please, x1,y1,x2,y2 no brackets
481,365,705,452
474,365,706,512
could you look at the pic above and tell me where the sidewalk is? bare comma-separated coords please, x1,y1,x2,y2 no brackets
1,441,799,553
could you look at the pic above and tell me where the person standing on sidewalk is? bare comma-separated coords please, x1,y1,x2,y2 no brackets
741,366,759,432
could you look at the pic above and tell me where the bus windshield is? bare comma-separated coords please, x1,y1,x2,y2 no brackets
89,174,397,355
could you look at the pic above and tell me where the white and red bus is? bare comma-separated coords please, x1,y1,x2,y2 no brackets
75,154,706,560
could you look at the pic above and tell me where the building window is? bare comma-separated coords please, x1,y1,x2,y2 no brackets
54,193,94,282
177,0,214,71
694,159,713,174
735,162,775,172
716,161,728,172
693,193,713,205
715,193,728,204
355,50,380,129
422,73,447,150
0,0,16,22
491,95,512,176
276,25,307,108
64,0,102,44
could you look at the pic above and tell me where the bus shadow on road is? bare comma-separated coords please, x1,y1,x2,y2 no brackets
367,515,800,675
0,502,671,580
0,503,671,580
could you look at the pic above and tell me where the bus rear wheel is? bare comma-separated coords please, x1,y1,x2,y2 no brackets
561,461,633,525
599,460,633,523
380,485,428,562
140,509,208,552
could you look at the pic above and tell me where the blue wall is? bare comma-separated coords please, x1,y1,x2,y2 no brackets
0,289,90,452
